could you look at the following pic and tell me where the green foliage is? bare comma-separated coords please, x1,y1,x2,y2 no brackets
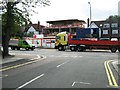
1,0,51,38
1,0,50,57
106,15,120,22
2,12,24,38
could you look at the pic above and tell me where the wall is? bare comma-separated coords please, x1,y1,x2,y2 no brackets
25,37,55,48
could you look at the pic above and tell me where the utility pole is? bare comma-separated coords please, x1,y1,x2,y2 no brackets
88,2,91,26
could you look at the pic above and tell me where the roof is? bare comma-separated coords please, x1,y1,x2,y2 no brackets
24,24,45,32
47,19,86,24
91,20,106,28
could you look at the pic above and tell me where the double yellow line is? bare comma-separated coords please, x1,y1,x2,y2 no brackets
104,60,118,87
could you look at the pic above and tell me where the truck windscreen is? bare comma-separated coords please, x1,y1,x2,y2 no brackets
56,36,61,40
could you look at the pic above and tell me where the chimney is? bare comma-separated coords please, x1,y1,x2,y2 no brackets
87,18,90,27
38,21,40,30
38,21,40,25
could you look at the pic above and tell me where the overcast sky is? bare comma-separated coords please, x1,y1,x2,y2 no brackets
29,0,120,25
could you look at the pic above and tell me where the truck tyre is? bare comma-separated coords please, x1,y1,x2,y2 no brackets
58,46,63,51
17,47,20,50
25,48,29,51
62,46,66,51
110,47,117,53
118,47,120,52
11,47,15,50
118,49,120,52
31,48,34,51
70,46,76,51
78,46,83,52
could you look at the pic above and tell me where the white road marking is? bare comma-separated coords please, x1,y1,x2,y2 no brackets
101,55,117,57
72,81,91,86
15,74,44,90
72,56,78,58
79,82,91,85
49,55,83,58
56,62,68,68
79,56,83,58
72,82,76,86
30,55,41,60
50,55,54,57
58,56,62,57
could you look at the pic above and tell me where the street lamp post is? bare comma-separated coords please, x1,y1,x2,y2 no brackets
88,2,91,26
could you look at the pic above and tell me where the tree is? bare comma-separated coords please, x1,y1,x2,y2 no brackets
106,15,120,30
106,15,120,40
106,15,120,23
2,8,26,39
1,0,50,58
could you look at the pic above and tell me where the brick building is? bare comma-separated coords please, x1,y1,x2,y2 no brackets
43,19,86,36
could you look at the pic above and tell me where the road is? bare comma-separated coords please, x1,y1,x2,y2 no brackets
2,49,119,89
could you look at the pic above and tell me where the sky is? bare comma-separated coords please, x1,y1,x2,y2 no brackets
29,0,120,26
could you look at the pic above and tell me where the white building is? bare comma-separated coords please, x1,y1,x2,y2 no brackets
118,1,120,16
27,26,39,35
24,21,45,36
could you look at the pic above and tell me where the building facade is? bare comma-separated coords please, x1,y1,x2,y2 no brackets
90,20,120,40
24,21,45,36
102,22,119,39
43,19,86,36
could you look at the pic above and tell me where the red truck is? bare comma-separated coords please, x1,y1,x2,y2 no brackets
55,28,120,53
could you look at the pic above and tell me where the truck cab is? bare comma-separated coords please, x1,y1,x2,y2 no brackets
55,32,68,51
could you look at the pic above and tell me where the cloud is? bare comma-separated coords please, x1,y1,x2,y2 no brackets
30,0,119,25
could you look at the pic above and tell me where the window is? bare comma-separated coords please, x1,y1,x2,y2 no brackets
64,36,66,41
56,36,61,40
51,40,55,43
103,30,108,34
112,30,118,34
23,41,28,45
111,23,118,28
103,24,110,28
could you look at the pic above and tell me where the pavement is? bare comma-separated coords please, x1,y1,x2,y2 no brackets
0,53,43,65
112,60,120,76
0,53,120,76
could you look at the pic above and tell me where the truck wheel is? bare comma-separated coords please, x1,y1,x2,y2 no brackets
110,47,117,53
118,47,120,52
70,46,76,51
62,46,66,51
25,48,29,51
31,48,34,51
11,47,15,50
58,46,63,51
17,47,20,50
118,49,120,52
78,46,85,52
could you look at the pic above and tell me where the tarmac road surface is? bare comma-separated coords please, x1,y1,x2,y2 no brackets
2,49,120,89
